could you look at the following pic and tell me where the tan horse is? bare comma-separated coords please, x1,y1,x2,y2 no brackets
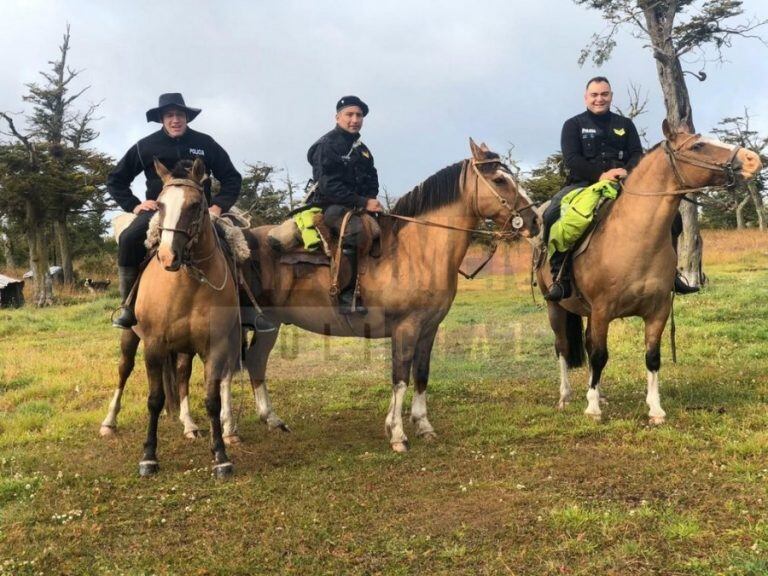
243,140,538,452
104,158,241,478
537,121,762,423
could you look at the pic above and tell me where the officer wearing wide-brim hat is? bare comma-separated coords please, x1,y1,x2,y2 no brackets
106,93,249,328
306,95,381,315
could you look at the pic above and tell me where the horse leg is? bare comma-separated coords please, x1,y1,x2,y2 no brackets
204,361,234,479
387,321,419,453
244,328,290,432
644,307,670,426
584,314,609,421
139,349,166,476
176,353,203,439
101,330,140,436
410,327,438,441
547,304,578,409
220,371,241,444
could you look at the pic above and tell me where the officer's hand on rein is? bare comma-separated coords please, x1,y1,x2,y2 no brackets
365,198,383,213
133,200,159,214
599,168,628,182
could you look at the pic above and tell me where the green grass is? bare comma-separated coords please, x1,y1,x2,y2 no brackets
1,233,768,574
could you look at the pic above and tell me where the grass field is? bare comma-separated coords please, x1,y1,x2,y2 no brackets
1,230,767,575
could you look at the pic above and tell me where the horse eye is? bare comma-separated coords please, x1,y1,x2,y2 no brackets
691,142,705,151
492,176,506,184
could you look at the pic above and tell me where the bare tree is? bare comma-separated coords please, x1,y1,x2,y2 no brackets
575,0,767,286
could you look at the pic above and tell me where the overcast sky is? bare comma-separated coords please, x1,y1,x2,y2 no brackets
1,0,766,200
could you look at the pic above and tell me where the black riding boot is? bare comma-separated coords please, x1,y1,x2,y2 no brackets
671,214,700,295
339,247,367,315
544,251,572,302
112,266,138,328
240,305,277,333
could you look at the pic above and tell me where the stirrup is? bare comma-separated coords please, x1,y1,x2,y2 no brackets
112,306,137,329
544,281,571,302
338,290,367,315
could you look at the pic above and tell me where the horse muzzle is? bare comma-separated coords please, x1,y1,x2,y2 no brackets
157,245,182,271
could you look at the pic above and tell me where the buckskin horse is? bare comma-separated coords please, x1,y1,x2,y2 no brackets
104,158,241,478
537,121,762,423
242,140,539,452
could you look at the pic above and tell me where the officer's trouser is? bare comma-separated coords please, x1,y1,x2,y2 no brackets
117,210,157,267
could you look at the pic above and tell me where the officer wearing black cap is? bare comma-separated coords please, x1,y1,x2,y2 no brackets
307,95,381,314
107,93,267,329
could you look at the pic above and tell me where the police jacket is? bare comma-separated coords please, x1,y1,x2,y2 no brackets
561,110,643,186
307,126,379,208
107,128,242,213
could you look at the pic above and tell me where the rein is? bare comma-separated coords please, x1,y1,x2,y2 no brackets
157,178,230,291
381,158,536,279
623,135,742,198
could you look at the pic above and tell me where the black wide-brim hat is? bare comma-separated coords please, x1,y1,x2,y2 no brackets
146,93,202,123
336,95,369,117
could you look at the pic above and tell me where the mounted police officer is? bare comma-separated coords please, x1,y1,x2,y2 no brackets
107,92,274,331
307,95,382,314
544,76,698,301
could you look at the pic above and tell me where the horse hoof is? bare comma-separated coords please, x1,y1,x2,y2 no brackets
184,430,202,440
99,425,116,437
213,462,234,479
557,400,570,410
139,460,159,477
585,413,602,422
420,431,438,443
649,416,666,426
391,441,409,453
267,418,291,433
223,434,242,446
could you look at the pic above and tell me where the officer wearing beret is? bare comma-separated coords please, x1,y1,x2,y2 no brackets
107,93,273,331
307,95,381,314
544,77,697,301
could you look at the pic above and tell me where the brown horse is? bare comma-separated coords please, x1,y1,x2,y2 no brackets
537,121,762,423
242,140,539,452
105,158,241,478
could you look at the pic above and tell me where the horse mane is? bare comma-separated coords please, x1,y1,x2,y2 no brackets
170,159,195,178
391,161,465,219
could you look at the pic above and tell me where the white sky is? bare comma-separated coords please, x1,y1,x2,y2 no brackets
1,0,767,199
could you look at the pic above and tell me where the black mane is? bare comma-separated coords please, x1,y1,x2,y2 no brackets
391,161,465,218
170,159,195,178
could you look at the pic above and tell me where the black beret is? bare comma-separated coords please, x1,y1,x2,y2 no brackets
336,95,369,117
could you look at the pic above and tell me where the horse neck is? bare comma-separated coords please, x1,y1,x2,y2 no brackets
609,148,683,241
391,190,478,276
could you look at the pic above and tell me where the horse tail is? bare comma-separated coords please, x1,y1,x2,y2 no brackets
163,353,180,414
565,312,586,368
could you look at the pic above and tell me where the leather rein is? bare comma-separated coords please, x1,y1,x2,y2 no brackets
383,158,537,279
156,178,230,291
623,134,742,198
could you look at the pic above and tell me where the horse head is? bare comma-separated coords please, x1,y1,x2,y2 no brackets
154,158,208,271
661,120,762,189
467,138,539,238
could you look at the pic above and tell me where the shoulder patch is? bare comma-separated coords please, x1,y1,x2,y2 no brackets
613,128,626,136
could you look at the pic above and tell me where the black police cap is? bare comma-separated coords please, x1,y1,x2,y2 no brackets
336,95,369,117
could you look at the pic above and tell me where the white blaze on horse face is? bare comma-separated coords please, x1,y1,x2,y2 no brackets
699,137,733,151
159,187,186,248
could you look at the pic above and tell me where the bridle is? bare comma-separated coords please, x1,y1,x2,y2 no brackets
625,134,742,198
469,157,538,238
156,178,230,291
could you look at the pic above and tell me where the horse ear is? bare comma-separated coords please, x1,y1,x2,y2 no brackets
191,157,206,182
154,158,171,182
469,137,484,160
480,142,490,152
662,119,674,141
